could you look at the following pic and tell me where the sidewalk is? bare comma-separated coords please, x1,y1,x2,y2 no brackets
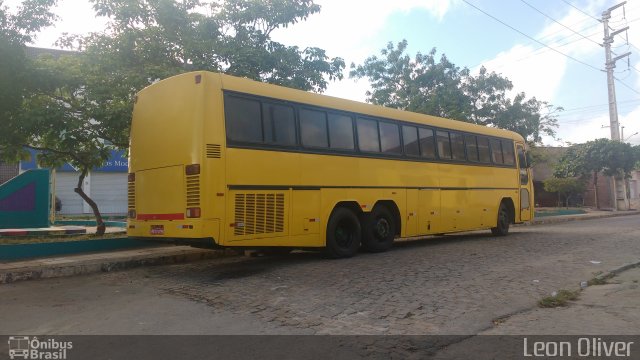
1,209,639,284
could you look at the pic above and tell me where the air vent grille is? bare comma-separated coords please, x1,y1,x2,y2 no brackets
127,182,135,209
234,193,284,236
206,144,221,158
186,175,200,207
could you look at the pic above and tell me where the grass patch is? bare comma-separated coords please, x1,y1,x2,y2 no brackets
539,289,580,308
588,277,608,286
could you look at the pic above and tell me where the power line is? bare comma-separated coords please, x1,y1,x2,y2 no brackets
462,0,603,72
520,0,602,48
560,0,601,23
615,76,640,95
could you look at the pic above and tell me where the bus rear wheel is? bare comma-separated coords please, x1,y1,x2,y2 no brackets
491,203,510,236
362,206,396,252
325,207,361,258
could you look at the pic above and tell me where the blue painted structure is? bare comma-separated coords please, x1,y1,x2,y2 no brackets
0,169,50,229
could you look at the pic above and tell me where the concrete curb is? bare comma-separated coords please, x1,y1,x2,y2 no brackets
0,246,240,284
524,210,640,226
593,260,640,283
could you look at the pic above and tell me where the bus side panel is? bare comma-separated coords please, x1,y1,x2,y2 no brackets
418,189,440,234
290,190,321,237
405,189,419,237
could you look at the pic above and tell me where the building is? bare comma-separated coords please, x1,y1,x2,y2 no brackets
532,146,638,210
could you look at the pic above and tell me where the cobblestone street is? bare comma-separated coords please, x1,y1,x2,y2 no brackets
2,215,639,336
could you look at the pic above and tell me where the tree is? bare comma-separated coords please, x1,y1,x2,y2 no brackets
350,40,561,144
554,139,639,209
543,177,586,208
0,0,57,121
2,0,345,234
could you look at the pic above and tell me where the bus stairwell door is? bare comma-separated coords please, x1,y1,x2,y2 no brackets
516,144,531,221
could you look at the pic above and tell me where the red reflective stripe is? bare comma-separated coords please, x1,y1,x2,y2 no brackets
137,213,184,221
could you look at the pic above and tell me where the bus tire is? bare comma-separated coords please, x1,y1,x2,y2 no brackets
491,203,510,236
325,207,361,258
362,206,396,252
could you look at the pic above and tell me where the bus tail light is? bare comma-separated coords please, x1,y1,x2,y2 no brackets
128,173,135,182
128,209,136,219
185,164,200,175
186,207,201,218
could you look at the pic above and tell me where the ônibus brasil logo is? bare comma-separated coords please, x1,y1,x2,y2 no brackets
7,336,72,360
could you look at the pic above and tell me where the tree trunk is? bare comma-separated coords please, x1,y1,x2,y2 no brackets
74,168,106,236
593,171,599,210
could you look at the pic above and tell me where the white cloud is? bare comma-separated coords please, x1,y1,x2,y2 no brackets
272,0,457,101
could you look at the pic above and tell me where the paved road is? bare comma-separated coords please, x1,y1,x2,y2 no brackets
1,215,639,336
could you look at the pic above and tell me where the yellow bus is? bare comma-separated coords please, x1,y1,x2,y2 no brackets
127,71,534,258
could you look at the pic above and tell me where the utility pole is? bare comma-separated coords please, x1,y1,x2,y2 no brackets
602,1,631,210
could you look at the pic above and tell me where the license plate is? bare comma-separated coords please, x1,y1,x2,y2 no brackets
150,225,164,235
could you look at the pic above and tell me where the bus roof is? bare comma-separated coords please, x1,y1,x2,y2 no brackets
143,71,526,143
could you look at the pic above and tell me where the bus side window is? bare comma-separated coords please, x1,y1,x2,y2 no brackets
419,128,436,159
380,122,401,155
490,138,504,164
436,130,452,159
502,140,515,165
328,113,355,150
357,117,380,152
263,102,296,146
465,135,479,162
450,132,466,161
300,108,329,148
402,125,420,157
477,136,491,163
225,95,263,143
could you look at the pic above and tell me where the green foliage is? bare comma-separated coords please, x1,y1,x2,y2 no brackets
554,138,639,179
543,177,586,208
3,0,344,234
350,40,561,144
0,0,58,128
539,289,580,308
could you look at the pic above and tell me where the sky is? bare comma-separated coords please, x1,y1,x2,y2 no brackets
5,0,640,146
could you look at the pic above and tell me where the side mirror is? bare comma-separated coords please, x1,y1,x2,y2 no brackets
525,152,533,168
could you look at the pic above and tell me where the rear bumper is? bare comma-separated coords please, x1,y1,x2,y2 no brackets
130,236,221,249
